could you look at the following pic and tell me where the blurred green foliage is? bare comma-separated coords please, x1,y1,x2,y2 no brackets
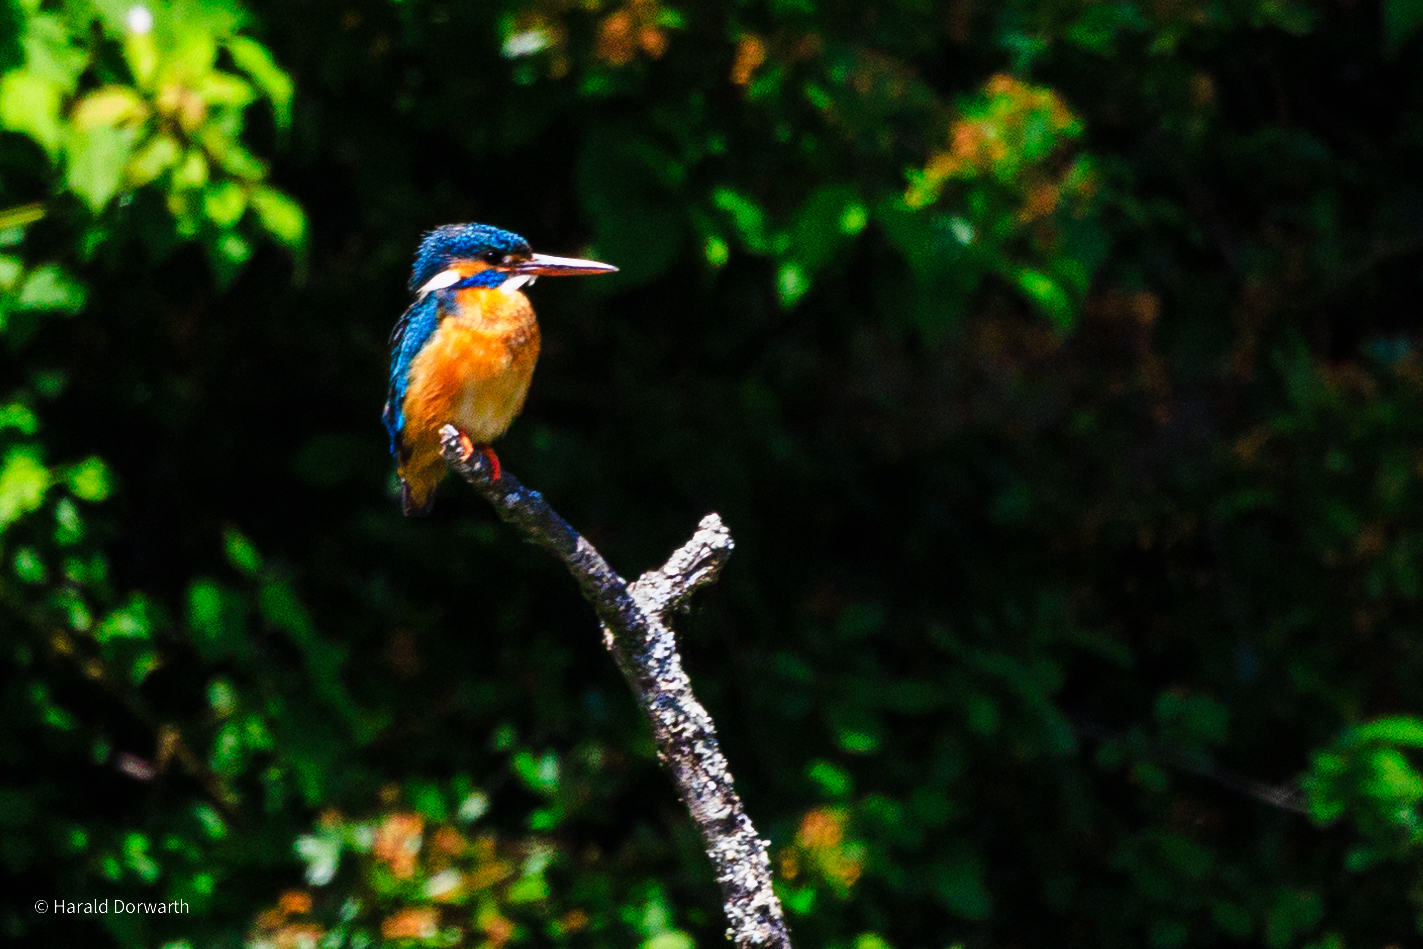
4,0,1423,946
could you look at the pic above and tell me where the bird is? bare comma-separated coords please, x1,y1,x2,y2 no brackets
383,223,617,516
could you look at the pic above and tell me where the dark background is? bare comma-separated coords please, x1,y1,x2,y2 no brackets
5,0,1423,946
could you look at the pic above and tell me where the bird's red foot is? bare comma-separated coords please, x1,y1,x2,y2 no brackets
456,433,501,480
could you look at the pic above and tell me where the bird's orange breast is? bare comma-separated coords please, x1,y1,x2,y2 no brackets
396,288,541,509
403,288,541,446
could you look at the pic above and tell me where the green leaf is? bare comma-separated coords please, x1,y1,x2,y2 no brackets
791,184,864,273
66,125,140,212
1385,0,1423,57
249,186,305,247
777,260,810,307
226,35,292,128
643,932,695,949
711,187,772,253
206,229,251,287
0,444,50,530
196,71,255,108
931,848,992,920
1355,716,1423,747
18,264,86,313
222,526,262,574
123,31,159,89
0,403,38,435
807,760,853,797
1364,747,1423,802
126,133,181,185
20,14,86,89
201,131,264,180
259,579,317,640
513,750,560,796
0,253,20,288
0,70,63,154
1012,266,1076,329
187,580,248,660
507,873,550,904
1265,889,1323,949
202,181,247,227
66,456,112,501
159,29,218,86
95,593,155,643
70,86,149,129
12,545,46,583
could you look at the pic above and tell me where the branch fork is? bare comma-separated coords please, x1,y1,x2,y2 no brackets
439,426,791,949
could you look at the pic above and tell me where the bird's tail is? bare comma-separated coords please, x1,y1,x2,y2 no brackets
398,449,444,517
401,479,436,517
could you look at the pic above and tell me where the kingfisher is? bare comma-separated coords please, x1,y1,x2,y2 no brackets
383,223,617,516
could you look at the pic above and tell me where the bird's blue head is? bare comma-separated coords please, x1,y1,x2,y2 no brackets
409,222,617,295
409,223,532,292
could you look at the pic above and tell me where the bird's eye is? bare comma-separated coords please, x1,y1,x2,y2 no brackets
482,250,504,265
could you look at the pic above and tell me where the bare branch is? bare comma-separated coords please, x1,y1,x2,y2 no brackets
629,514,734,620
439,426,791,949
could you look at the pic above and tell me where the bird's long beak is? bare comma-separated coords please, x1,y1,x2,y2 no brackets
514,253,618,277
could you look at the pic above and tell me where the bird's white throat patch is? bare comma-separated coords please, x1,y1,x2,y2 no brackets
416,269,536,296
416,269,461,296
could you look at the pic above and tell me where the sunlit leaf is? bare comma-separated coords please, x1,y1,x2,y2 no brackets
65,125,139,212
159,30,218,86
66,456,111,501
643,931,695,949
123,30,159,88
125,132,181,184
202,132,265,180
226,35,292,128
1356,716,1423,747
70,85,149,129
777,260,810,307
12,545,45,583
18,264,86,313
1364,747,1423,802
0,202,44,231
1013,266,1075,329
94,593,155,643
172,148,209,188
0,444,49,530
196,70,255,108
0,402,38,435
249,186,304,248
202,180,246,227
0,70,63,153
711,187,771,253
20,13,86,88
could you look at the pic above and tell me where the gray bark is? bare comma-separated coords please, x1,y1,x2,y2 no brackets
439,426,792,949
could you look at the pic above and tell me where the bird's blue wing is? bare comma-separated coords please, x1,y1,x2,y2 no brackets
383,292,442,461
